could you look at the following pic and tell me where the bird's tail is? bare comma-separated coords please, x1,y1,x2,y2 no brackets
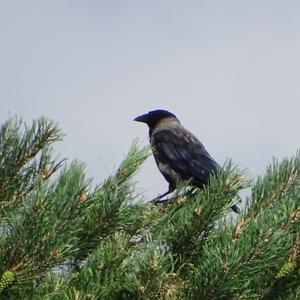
231,204,240,213
231,193,242,213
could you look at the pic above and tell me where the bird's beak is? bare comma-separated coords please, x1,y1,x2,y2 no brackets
134,113,149,123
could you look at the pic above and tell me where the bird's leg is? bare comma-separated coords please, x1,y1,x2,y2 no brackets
150,186,197,204
149,191,171,204
149,185,175,204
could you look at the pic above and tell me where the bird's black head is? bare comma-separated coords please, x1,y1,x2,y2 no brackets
134,109,177,128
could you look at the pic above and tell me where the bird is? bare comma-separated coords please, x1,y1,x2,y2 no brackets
134,109,239,213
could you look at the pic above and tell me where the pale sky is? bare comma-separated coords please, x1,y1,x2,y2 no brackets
1,1,300,199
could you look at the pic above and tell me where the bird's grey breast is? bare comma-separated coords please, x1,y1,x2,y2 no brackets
151,147,182,187
150,125,183,186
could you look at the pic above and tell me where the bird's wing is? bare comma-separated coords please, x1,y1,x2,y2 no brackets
152,127,220,185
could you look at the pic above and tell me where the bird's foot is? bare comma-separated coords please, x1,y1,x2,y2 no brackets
149,197,172,205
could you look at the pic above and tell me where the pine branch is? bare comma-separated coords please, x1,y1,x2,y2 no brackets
187,155,300,299
0,163,88,285
233,152,300,239
154,161,248,261
0,117,64,212
67,141,150,266
2,116,300,299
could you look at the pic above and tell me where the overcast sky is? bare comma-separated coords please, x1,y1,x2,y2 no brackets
1,1,300,199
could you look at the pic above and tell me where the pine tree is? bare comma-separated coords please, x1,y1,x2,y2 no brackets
1,117,300,299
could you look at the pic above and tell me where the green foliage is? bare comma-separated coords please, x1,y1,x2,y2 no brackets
1,117,300,299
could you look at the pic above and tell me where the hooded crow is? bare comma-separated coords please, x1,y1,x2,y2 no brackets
134,109,239,213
